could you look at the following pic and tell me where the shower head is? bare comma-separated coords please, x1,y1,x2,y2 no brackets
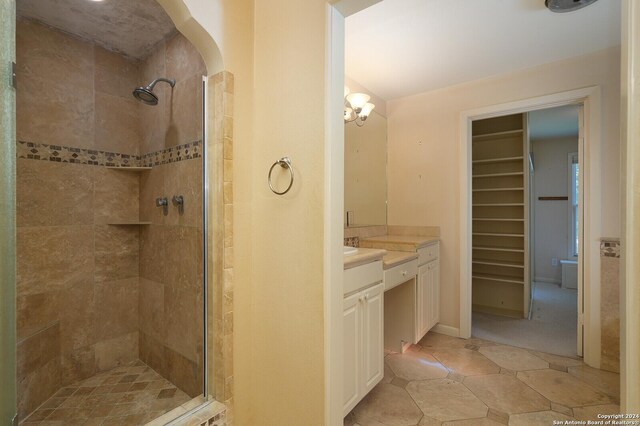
132,77,176,106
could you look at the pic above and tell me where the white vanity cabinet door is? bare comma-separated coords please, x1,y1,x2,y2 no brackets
343,291,361,415
361,283,384,395
416,263,431,341
428,259,440,330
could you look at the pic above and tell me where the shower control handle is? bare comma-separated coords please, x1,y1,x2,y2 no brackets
156,197,169,216
172,195,184,215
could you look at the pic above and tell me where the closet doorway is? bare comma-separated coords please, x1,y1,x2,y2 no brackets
469,106,582,358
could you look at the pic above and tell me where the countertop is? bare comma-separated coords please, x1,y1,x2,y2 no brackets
382,250,419,270
360,235,440,252
343,247,386,270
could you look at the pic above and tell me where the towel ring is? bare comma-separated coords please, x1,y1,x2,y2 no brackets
268,157,294,195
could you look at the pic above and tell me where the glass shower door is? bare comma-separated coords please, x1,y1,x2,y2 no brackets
0,0,17,424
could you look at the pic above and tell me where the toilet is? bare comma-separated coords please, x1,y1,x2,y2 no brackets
560,260,578,289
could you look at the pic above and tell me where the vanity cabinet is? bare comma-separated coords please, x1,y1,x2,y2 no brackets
415,242,440,342
343,274,384,416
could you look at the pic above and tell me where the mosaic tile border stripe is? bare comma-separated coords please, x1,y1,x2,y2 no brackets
344,237,360,248
600,238,621,258
17,140,202,167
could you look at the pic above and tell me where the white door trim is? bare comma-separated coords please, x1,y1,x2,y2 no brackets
459,86,601,368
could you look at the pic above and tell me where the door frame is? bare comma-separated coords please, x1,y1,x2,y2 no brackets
459,86,601,368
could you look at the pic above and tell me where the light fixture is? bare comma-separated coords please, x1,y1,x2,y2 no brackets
344,86,375,127
545,0,599,13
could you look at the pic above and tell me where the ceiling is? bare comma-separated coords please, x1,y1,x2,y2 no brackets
345,0,621,100
17,0,176,59
529,105,580,140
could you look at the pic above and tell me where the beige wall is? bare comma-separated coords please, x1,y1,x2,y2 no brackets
387,47,621,329
180,0,335,423
531,137,579,283
234,0,328,423
345,110,387,226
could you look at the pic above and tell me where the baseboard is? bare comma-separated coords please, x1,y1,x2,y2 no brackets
431,324,460,338
534,277,561,285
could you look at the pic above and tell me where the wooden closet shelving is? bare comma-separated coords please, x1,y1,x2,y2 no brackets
471,113,529,318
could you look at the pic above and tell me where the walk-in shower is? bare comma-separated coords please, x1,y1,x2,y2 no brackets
133,77,176,106
15,0,208,423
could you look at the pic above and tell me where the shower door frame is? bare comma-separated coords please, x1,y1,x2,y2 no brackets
1,0,17,424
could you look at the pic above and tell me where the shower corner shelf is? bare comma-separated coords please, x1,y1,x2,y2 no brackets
107,221,152,226
106,166,152,171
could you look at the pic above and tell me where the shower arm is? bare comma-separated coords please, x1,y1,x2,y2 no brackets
147,77,176,90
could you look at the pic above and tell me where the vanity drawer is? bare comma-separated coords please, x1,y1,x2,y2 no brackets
418,242,439,265
344,260,383,296
384,259,418,292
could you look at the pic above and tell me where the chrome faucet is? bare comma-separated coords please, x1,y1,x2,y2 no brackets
172,195,184,215
156,197,168,215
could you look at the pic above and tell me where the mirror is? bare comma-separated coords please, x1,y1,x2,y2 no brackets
344,110,387,227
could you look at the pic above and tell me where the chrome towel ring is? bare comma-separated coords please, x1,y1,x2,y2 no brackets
268,157,294,195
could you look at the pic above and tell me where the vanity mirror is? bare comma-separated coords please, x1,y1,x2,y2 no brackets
344,109,387,227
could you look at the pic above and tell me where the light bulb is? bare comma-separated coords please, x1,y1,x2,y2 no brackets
344,107,356,122
346,93,370,112
358,103,375,119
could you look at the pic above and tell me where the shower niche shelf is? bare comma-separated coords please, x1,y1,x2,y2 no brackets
106,166,152,171
107,221,152,226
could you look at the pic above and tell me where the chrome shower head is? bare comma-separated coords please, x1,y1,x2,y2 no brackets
132,77,176,106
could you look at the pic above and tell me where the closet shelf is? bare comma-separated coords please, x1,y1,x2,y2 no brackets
472,272,524,285
472,172,524,178
473,187,524,192
473,259,525,269
473,246,525,253
472,156,524,164
473,232,524,237
472,129,524,141
472,218,525,222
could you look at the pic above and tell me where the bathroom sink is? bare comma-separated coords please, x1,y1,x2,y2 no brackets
343,246,358,256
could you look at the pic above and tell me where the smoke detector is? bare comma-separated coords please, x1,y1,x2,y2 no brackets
545,0,599,13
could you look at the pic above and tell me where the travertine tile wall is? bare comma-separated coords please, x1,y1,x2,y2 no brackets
16,18,207,418
137,33,206,398
207,71,234,411
600,238,620,373
16,19,141,418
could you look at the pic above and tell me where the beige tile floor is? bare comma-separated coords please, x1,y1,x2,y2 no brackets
21,360,191,425
345,332,621,426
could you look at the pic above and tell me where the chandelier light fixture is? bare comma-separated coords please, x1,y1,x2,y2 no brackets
344,86,375,127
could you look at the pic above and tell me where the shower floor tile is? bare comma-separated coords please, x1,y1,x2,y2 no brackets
21,360,191,425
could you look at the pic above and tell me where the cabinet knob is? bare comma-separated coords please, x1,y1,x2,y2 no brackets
402,271,407,276
364,294,369,301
